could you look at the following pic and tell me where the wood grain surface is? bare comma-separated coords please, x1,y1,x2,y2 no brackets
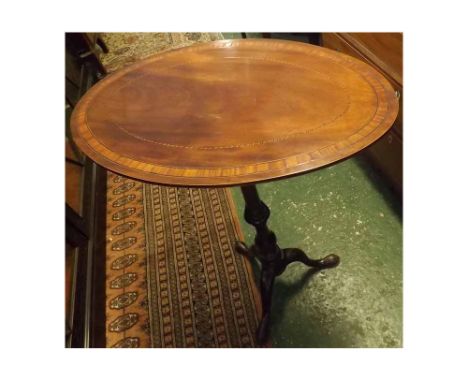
71,39,399,187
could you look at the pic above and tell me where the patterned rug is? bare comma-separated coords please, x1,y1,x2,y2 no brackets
99,33,224,73
101,33,262,348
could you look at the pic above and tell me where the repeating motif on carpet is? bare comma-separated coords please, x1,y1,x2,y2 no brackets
105,173,261,347
143,184,260,347
106,175,151,348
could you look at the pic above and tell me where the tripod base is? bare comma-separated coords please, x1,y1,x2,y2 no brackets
235,185,340,346
235,241,339,345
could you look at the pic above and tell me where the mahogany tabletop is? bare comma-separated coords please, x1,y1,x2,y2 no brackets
71,39,399,187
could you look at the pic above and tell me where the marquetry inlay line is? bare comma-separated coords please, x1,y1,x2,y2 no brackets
71,39,398,186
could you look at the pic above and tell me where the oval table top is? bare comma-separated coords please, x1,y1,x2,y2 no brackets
71,39,399,187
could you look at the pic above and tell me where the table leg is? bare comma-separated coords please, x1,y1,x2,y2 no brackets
235,184,340,346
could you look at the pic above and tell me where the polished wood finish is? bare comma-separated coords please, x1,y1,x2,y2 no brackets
322,33,403,194
71,39,399,187
340,33,402,86
322,33,402,134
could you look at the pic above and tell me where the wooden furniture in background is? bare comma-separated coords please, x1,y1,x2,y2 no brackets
65,33,107,348
321,33,403,195
70,39,399,345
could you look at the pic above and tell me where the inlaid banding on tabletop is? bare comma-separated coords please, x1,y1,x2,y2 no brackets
70,39,398,187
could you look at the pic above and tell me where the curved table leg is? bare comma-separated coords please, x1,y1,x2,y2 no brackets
282,248,340,270
235,184,340,347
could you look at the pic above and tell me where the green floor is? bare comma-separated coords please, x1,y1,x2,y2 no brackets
231,154,402,347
